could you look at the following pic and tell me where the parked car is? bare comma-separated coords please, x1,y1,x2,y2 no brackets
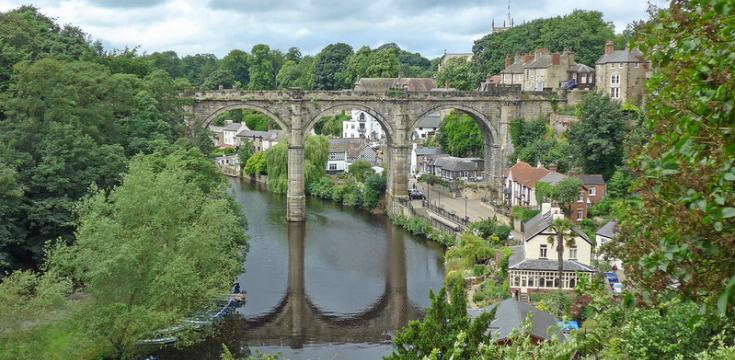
612,282,623,294
408,189,425,200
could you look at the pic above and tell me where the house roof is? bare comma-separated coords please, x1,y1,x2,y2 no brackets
596,49,644,64
508,245,596,272
500,61,527,74
223,122,245,131
415,146,444,156
569,63,594,73
353,77,436,92
236,129,284,141
576,174,605,185
469,299,561,341
538,171,567,186
596,220,617,238
432,156,481,172
329,138,370,158
525,54,553,69
523,210,592,245
508,161,551,188
416,113,441,128
208,125,225,133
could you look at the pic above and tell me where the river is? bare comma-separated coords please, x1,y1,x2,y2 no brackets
157,177,445,359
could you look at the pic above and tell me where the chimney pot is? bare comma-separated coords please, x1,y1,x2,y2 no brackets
551,53,560,65
523,53,533,63
605,40,615,55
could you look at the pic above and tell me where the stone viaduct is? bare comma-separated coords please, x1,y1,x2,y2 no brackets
188,87,561,221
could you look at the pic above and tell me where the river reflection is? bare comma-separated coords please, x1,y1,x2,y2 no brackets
156,178,444,359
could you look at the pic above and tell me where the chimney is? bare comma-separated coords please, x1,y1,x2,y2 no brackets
538,48,549,56
523,53,533,63
504,56,512,67
604,40,615,55
551,53,560,65
225,119,233,125
514,52,522,62
549,163,557,172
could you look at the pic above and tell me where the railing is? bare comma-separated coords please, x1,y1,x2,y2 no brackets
422,200,470,228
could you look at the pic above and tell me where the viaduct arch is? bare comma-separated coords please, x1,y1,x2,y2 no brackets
189,88,560,221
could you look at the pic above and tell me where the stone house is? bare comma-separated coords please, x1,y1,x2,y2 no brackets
522,48,576,92
498,53,530,87
427,156,483,181
236,129,284,152
327,138,378,173
222,120,247,147
508,204,596,297
412,112,441,140
410,144,446,177
566,63,595,90
437,51,473,73
595,40,647,105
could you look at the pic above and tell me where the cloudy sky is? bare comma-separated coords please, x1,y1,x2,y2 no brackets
0,0,665,59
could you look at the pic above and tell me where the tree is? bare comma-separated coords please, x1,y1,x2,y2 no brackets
146,50,184,79
348,160,375,182
568,93,629,179
238,141,255,167
0,149,247,359
606,169,633,199
244,151,267,175
0,163,24,274
547,218,576,291
435,57,475,90
219,49,251,87
181,53,218,87
620,0,735,312
365,47,400,78
201,68,236,90
339,46,372,86
387,277,495,359
313,43,353,90
437,111,484,157
248,44,275,90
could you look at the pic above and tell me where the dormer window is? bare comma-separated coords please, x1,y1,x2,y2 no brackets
569,246,578,259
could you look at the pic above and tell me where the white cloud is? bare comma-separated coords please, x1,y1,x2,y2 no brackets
0,0,655,58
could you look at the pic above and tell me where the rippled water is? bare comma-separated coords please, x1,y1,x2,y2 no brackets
157,178,445,359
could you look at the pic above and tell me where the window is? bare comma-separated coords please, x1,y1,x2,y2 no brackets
578,191,584,202
619,63,623,68
569,246,578,259
611,74,620,84
540,244,548,258
610,87,620,99
329,163,337,170
589,187,596,197
577,209,584,221
635,62,640,68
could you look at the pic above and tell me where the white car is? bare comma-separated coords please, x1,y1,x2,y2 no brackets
612,282,623,294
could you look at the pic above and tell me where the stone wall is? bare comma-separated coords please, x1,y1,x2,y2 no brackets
549,113,579,135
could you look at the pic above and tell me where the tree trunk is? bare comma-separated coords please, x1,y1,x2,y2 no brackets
557,231,564,290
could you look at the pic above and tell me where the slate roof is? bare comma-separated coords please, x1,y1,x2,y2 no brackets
596,220,617,238
414,147,444,156
500,61,526,74
469,299,561,341
508,246,596,272
538,172,567,186
223,122,245,131
353,78,436,92
576,174,605,185
522,210,592,245
508,161,551,188
329,138,370,159
596,49,644,64
416,113,441,128
568,63,594,73
432,156,481,172
236,129,284,141
525,55,553,69
208,125,225,133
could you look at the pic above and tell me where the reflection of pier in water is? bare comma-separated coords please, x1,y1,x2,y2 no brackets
159,221,422,358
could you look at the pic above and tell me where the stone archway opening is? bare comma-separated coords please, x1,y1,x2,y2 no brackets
411,105,501,194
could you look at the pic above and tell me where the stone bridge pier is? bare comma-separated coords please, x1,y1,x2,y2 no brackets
190,89,557,222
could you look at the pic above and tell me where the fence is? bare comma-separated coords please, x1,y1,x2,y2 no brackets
422,200,470,229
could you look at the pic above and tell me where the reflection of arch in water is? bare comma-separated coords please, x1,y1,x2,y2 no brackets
242,290,290,327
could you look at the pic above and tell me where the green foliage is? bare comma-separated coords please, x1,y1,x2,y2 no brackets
314,113,347,136
619,0,735,312
237,141,255,166
509,117,572,172
469,217,511,242
536,177,583,215
0,150,247,359
511,206,540,222
568,93,630,179
219,49,251,87
313,43,353,90
606,169,634,199
392,214,455,246
181,53,218,87
347,160,375,182
244,151,267,175
437,110,484,157
445,232,494,272
472,10,614,80
265,135,328,194
417,173,448,187
248,44,275,90
435,57,475,90
387,278,496,359
201,68,236,91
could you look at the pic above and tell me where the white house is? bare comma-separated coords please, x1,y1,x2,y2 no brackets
327,138,379,173
508,204,596,298
412,113,441,140
222,120,248,147
342,110,385,141
504,161,552,208
596,220,623,270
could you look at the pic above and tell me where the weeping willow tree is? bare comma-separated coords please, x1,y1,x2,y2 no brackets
265,135,329,194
